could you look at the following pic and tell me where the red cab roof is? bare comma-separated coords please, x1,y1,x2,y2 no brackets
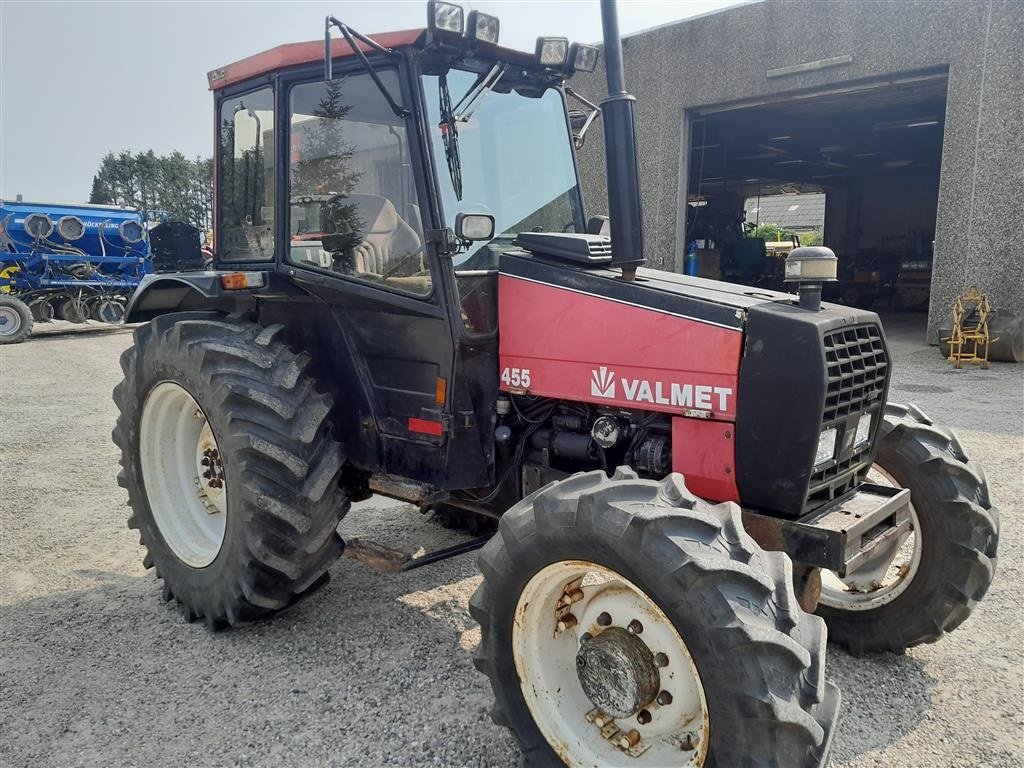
207,29,426,91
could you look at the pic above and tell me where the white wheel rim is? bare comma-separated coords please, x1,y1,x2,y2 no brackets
513,560,709,767
0,306,22,336
139,382,227,568
818,464,922,611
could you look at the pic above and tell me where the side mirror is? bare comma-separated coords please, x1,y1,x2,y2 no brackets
455,212,495,241
587,215,610,236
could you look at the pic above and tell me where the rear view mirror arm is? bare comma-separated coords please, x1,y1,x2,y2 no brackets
324,16,410,119
565,86,601,149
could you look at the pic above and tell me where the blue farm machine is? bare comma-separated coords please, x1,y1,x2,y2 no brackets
0,199,153,343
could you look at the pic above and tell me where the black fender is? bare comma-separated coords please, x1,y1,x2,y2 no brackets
125,271,272,323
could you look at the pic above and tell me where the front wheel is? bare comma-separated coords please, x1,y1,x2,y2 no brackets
472,469,839,767
816,403,999,654
0,295,33,344
112,312,349,627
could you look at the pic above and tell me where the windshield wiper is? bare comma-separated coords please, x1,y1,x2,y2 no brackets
438,64,508,203
452,63,507,122
324,16,409,119
439,73,463,201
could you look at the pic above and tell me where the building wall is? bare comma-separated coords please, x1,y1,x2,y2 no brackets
574,0,1024,340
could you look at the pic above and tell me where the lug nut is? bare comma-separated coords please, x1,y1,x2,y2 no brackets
201,457,211,466
654,652,669,668
617,729,641,749
202,470,212,479
557,613,578,632
657,690,673,706
637,709,652,725
680,732,700,751
627,619,644,635
597,612,612,627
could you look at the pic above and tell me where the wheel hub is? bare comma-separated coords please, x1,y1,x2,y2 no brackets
576,626,659,718
0,306,20,335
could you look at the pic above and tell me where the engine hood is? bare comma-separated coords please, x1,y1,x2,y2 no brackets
500,249,805,330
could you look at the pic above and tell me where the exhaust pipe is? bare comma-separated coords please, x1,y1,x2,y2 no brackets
600,0,645,278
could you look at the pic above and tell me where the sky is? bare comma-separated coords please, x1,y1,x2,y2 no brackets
0,0,744,204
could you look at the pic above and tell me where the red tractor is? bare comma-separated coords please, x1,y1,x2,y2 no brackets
112,2,998,765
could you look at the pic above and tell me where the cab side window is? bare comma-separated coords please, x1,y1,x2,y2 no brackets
288,72,430,296
218,87,275,262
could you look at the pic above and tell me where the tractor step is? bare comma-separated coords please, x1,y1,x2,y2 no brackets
741,483,912,577
342,535,492,573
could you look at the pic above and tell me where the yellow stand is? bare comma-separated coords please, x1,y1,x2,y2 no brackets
943,287,998,369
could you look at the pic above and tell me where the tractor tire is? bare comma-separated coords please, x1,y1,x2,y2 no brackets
471,468,839,768
816,403,998,654
0,295,33,344
112,312,349,628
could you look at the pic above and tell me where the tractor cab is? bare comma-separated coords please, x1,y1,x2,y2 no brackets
145,6,602,490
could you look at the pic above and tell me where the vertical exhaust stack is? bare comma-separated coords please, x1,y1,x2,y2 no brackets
600,0,645,279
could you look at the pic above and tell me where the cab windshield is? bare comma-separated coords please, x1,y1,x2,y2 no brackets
422,71,585,268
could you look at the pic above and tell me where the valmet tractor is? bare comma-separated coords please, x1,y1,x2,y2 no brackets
112,2,998,765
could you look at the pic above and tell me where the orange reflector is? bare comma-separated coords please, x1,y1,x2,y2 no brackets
435,377,447,405
220,273,249,290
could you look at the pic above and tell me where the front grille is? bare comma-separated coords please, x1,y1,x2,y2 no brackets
807,323,889,509
822,324,888,423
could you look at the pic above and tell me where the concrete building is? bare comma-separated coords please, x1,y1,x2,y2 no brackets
575,0,1023,340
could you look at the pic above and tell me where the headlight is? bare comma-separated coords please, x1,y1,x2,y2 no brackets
814,428,837,467
855,413,872,448
535,37,569,67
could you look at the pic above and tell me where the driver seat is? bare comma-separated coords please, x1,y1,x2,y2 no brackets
348,194,422,276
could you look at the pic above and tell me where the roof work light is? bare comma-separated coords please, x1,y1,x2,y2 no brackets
569,43,600,72
467,10,500,45
535,37,569,67
428,1,465,35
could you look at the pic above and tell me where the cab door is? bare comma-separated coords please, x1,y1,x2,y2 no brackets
273,59,490,490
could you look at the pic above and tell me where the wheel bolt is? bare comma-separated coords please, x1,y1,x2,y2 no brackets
201,457,211,466
627,619,644,635
202,470,212,479
637,709,652,725
597,612,612,627
657,690,673,706
654,652,669,668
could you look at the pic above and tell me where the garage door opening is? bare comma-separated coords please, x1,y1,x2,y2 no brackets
684,69,948,312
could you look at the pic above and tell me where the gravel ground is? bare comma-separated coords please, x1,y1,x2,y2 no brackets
1,316,1022,767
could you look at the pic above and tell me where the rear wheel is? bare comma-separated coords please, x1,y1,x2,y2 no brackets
0,295,33,344
472,468,839,767
113,312,349,627
816,403,998,653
